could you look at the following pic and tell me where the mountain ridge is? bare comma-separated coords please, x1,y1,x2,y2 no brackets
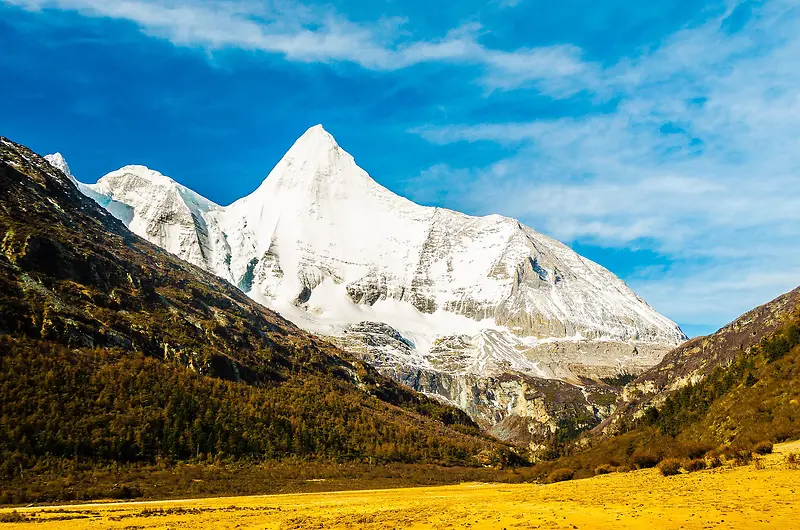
534,283,800,478
598,285,800,435
46,124,687,444
1,135,513,475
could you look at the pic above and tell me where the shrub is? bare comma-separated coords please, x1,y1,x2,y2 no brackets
686,444,710,460
684,458,706,472
658,459,681,476
707,455,722,469
0,511,28,523
631,451,660,469
548,468,575,483
732,450,753,466
761,323,800,362
753,441,774,455
594,464,615,476
719,444,752,464
110,485,142,499
754,458,765,470
786,453,799,469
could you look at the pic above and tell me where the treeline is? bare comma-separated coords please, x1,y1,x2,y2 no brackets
0,335,507,484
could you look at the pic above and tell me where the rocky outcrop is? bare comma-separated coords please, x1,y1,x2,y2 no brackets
332,321,631,447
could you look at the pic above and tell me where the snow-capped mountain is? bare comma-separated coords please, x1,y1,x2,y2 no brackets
86,166,225,272
46,125,687,444
44,153,74,182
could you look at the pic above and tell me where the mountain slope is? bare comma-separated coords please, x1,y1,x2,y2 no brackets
600,286,800,434
0,136,516,483
532,285,800,479
48,125,686,444
86,165,227,273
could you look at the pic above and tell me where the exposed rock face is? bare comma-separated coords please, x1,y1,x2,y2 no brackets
45,125,687,444
599,286,800,435
330,320,622,446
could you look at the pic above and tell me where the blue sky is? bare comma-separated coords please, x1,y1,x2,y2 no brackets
2,0,800,337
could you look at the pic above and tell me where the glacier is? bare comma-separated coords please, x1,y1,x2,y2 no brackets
46,125,687,445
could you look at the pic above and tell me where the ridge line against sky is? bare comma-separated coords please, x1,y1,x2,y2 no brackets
2,0,800,337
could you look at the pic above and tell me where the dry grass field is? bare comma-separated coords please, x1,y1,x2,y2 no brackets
2,440,798,529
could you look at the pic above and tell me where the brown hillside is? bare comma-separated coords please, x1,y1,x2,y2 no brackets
600,286,800,433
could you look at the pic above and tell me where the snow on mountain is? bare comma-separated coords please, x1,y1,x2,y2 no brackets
44,153,116,211
49,125,687,440
44,153,74,182
216,125,684,347
86,166,232,274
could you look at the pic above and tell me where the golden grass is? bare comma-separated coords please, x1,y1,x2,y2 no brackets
3,440,799,529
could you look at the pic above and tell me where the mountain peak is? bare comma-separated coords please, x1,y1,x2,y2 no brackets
92,165,219,212
242,123,387,202
285,124,341,160
45,152,67,166
108,165,176,185
44,153,75,182
303,123,335,141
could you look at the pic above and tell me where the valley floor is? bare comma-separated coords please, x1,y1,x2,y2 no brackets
3,440,799,529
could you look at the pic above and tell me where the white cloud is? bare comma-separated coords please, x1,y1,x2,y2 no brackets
410,0,800,331
481,45,594,93
495,0,525,7
7,0,389,63
629,262,800,330
4,0,589,96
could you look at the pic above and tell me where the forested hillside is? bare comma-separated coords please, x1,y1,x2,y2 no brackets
533,290,800,479
0,137,519,503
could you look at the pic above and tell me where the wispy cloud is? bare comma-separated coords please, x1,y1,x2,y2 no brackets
4,0,590,96
494,0,525,8
409,0,800,330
